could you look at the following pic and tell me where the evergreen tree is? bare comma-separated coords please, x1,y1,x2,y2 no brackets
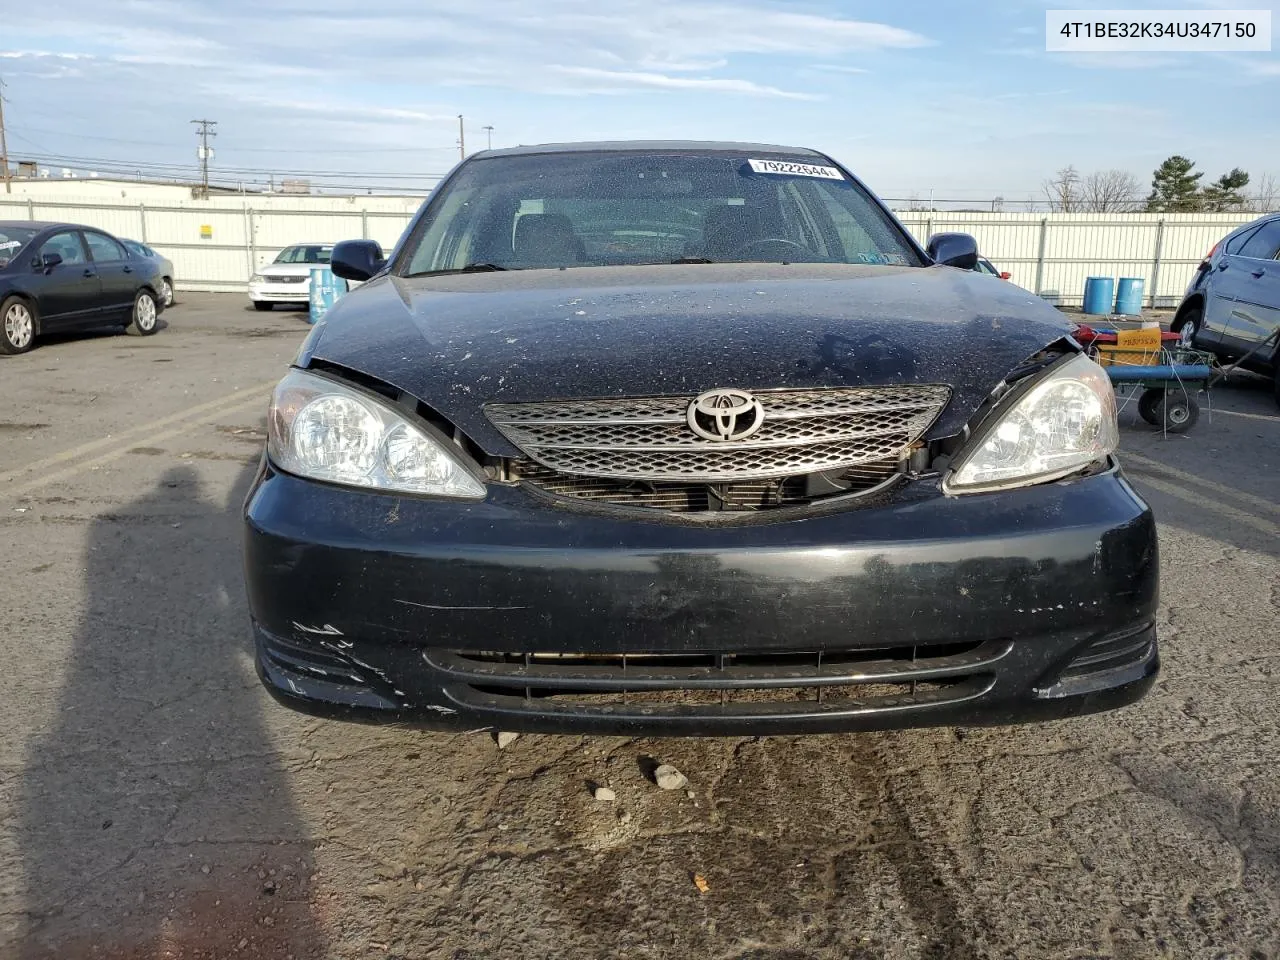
1201,168,1251,212
1146,156,1204,212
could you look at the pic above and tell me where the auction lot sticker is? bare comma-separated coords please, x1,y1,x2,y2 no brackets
748,159,844,180
1047,9,1271,51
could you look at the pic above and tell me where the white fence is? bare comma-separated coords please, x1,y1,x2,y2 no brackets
896,211,1257,308
0,194,423,293
0,194,1259,308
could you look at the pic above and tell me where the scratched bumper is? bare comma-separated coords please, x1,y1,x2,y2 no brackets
242,461,1159,736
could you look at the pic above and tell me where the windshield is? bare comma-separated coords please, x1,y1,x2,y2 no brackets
0,226,41,268
275,245,333,264
400,151,922,275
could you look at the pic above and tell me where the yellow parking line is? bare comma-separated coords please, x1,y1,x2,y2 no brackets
0,380,276,488
4,392,270,502
1121,451,1280,517
1130,472,1280,537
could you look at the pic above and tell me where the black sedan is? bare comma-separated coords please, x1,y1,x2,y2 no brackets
0,222,165,355
243,141,1158,736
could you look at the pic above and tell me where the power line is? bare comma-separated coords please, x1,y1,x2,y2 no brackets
13,149,451,181
191,119,216,199
0,77,10,194
7,122,459,154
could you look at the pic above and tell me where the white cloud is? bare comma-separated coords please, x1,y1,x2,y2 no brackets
808,64,871,74
549,66,821,99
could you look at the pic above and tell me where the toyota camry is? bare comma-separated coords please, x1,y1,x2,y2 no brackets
242,141,1158,736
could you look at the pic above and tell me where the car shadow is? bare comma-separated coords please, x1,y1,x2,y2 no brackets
35,318,171,349
14,463,327,959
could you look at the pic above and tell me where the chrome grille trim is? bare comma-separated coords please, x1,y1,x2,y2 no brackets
486,386,951,482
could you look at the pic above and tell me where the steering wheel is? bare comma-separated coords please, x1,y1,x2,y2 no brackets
731,237,811,259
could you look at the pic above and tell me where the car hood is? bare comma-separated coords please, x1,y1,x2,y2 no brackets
304,263,1072,456
258,264,318,278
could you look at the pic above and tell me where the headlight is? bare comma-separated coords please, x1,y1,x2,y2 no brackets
945,353,1117,493
267,369,487,499
251,273,267,283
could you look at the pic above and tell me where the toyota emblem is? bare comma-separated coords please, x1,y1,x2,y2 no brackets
687,389,765,442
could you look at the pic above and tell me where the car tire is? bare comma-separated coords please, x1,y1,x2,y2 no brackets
1,295,37,355
253,302,273,312
1154,390,1199,434
160,278,174,307
1137,388,1163,426
126,290,160,337
1175,306,1202,349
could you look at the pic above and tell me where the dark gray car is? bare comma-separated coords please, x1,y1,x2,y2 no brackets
122,240,175,307
1173,213,1280,404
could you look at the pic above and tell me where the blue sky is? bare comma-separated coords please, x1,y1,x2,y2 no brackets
2,0,1277,201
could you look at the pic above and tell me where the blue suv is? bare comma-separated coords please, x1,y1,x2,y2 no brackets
1173,213,1280,405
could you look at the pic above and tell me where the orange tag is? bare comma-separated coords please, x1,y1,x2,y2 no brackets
693,874,710,894
1098,327,1162,367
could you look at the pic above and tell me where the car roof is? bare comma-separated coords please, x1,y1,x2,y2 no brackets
0,221,75,232
470,140,830,160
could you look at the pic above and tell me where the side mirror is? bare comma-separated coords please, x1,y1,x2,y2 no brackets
331,240,386,282
40,252,64,272
926,232,979,270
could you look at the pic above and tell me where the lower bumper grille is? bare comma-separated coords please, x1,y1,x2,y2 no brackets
1056,623,1155,682
514,458,900,512
1035,622,1156,696
425,641,1010,716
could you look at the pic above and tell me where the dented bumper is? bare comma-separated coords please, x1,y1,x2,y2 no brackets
242,461,1159,736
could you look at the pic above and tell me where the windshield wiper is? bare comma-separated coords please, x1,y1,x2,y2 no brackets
406,262,509,277
670,257,715,264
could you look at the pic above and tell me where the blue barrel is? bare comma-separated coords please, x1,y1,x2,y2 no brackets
308,266,349,325
1082,276,1115,316
1114,277,1145,316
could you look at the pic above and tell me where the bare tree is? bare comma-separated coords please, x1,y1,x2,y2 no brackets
1081,169,1142,212
1043,165,1081,212
1248,173,1280,213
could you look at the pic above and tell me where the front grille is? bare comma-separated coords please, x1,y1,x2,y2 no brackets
266,274,308,284
513,457,900,512
425,640,1008,717
485,385,950,483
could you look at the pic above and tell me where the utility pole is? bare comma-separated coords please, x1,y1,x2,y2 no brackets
190,118,217,198
482,125,494,151
457,115,465,161
0,77,11,194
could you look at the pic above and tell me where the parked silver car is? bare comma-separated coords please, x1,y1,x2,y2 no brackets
248,243,334,311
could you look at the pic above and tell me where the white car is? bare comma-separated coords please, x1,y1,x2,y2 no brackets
248,244,335,310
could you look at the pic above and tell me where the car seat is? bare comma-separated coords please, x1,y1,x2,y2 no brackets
512,214,586,268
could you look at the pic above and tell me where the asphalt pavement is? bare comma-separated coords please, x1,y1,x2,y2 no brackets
1,293,1277,960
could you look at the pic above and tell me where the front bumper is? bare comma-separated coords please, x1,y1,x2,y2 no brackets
243,462,1159,736
249,280,310,303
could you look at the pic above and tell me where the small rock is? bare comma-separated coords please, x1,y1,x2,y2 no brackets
496,731,519,749
238,939,249,950
654,764,688,791
618,810,632,824
200,864,210,874
686,789,696,800
593,786,616,802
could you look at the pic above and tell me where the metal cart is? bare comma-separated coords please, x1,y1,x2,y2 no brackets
1073,324,1216,434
